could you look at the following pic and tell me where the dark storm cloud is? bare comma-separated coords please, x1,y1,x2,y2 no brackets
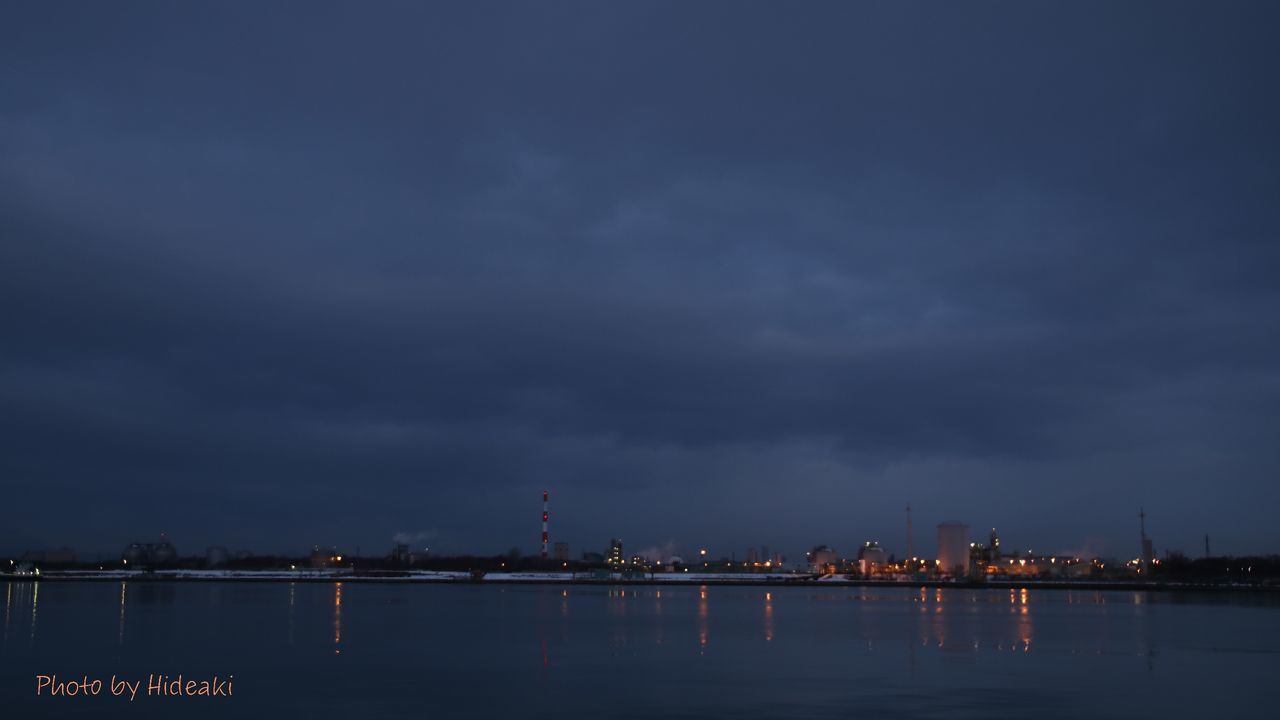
2,2,1278,559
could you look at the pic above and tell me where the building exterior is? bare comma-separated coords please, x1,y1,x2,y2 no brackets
309,546,341,569
936,523,970,577
553,542,569,562
1139,508,1156,573
809,545,837,574
122,541,177,567
857,542,887,576
607,539,624,567
206,546,230,567
20,548,76,565
391,543,411,563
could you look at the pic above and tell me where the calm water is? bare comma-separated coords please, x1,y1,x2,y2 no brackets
1,581,1278,718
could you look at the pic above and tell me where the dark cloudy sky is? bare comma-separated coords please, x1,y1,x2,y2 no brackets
2,2,1278,561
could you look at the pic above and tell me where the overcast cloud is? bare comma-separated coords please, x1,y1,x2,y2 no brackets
2,2,1278,560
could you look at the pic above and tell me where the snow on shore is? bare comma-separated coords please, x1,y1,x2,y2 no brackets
29,569,808,583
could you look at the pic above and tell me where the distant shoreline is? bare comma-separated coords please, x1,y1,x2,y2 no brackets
3,570,1276,593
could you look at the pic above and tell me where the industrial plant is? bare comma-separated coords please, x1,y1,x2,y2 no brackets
7,492,1268,588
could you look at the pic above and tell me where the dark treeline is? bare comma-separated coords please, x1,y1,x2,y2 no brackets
1150,554,1280,582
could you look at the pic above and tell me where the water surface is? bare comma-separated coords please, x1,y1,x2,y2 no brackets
2,581,1277,718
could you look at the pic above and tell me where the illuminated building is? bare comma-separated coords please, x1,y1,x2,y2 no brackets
857,542,886,577
808,545,837,574
309,546,341,569
1139,508,1155,574
607,539,623,567
936,523,970,577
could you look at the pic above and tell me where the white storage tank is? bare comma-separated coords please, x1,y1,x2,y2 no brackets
936,523,970,577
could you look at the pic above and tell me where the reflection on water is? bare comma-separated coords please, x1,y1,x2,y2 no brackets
654,589,663,646
697,586,709,654
118,581,127,645
1017,589,1033,653
3,582,1278,719
333,582,342,655
29,581,37,641
607,587,627,618
289,583,1062,660
763,591,774,642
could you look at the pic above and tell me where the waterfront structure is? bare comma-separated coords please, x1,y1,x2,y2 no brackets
809,545,837,574
607,539,623,567
541,490,550,559
553,542,569,562
991,553,1090,578
309,546,341,569
206,546,229,567
123,540,177,567
391,543,411,563
1140,508,1155,573
857,542,886,576
936,523,970,577
20,547,76,564
906,503,914,562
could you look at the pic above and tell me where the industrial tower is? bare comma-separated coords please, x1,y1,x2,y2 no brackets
1139,507,1154,573
541,490,549,559
906,503,913,564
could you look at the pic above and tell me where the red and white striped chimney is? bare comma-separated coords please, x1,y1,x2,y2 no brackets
541,490,549,559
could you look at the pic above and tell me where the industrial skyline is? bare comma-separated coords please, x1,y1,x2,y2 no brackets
1,490,1212,572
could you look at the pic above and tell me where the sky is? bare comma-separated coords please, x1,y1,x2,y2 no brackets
2,2,1278,562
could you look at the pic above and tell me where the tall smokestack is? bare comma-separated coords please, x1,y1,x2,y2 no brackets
541,490,549,559
1139,507,1153,573
906,503,913,564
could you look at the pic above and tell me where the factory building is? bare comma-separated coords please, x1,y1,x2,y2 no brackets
808,545,837,574
309,546,342,569
122,540,177,567
936,523,970,577
20,548,76,565
857,541,887,577
206,546,230,567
